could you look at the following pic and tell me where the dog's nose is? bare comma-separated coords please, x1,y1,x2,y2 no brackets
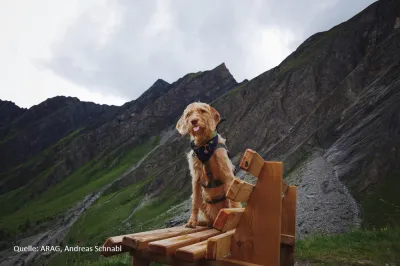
191,119,198,125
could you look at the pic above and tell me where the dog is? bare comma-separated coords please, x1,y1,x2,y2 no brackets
176,102,241,228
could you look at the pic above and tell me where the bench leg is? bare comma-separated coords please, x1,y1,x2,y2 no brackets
280,245,294,266
132,256,150,266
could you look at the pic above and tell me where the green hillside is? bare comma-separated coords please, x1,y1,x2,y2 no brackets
0,135,161,250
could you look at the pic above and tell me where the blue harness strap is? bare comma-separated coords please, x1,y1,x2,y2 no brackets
190,133,219,163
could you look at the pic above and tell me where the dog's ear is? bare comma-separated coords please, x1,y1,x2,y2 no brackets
176,114,188,135
210,106,221,124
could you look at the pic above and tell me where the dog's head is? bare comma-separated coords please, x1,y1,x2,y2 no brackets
176,102,221,139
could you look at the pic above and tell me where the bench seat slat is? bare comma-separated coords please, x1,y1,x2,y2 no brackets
148,229,221,255
122,226,208,250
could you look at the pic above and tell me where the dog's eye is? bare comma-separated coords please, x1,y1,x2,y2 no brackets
186,112,192,118
200,109,206,113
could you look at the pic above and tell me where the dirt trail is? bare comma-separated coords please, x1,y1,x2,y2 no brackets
0,129,175,266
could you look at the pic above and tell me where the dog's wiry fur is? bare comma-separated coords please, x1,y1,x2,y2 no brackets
176,102,241,228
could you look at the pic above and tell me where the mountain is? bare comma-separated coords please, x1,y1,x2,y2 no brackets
0,63,238,195
119,79,170,113
0,63,241,265
110,0,400,235
1,0,400,265
0,96,120,193
0,100,26,129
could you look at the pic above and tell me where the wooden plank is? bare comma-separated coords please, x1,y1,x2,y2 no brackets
239,149,265,177
227,178,255,202
280,185,297,266
103,226,206,256
281,186,296,238
122,226,207,250
102,230,291,258
280,245,295,266
175,240,208,262
148,229,221,255
282,182,289,196
101,235,132,257
206,229,236,260
213,208,244,232
280,234,294,245
230,161,283,265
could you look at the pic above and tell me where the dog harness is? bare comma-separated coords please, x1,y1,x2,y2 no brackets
191,131,228,205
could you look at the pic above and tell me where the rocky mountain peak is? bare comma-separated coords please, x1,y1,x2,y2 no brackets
211,62,235,80
152,78,170,88
142,78,171,96
121,78,171,114
213,62,227,71
0,100,26,128
33,95,80,109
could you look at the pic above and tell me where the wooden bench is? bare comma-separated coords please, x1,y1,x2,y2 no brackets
101,149,297,266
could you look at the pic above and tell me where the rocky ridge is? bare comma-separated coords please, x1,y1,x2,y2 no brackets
0,63,239,197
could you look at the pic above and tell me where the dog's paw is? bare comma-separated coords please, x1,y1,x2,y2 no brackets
185,219,197,228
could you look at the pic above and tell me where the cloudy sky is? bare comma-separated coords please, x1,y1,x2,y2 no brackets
0,0,376,109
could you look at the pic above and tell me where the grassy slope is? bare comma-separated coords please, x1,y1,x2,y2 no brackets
46,183,188,265
296,228,400,265
0,128,85,217
0,135,160,244
295,171,400,265
359,171,400,229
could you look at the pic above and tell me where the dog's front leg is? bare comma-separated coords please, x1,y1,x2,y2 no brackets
215,149,242,208
215,149,236,185
186,179,202,228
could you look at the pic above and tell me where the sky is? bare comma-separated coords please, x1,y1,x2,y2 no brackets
0,0,376,109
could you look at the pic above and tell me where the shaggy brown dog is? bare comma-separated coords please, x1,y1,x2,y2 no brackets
176,102,241,228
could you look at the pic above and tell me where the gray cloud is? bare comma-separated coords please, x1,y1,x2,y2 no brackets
45,0,376,101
